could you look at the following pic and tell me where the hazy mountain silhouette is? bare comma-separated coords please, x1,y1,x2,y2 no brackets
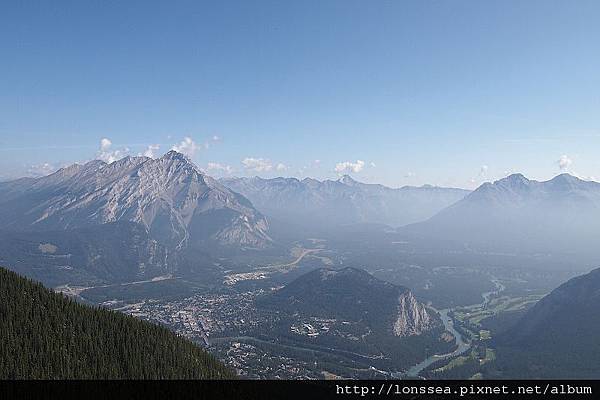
405,173,600,255
221,175,468,229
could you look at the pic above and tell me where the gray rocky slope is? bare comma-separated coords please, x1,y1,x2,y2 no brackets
0,151,271,249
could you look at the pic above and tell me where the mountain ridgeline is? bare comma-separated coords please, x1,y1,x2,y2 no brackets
221,175,469,230
260,267,436,337
0,267,234,379
0,151,271,286
0,151,271,249
406,173,600,256
255,267,453,370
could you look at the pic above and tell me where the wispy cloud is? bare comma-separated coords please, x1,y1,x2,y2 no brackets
27,162,59,177
334,160,365,174
207,162,233,175
242,157,273,172
171,135,222,156
171,137,200,158
97,138,129,163
141,144,160,158
557,155,573,171
480,165,489,177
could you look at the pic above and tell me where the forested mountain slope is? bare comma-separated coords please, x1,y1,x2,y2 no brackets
491,267,600,378
0,267,234,379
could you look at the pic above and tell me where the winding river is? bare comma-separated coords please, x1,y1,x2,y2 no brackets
403,309,471,377
400,277,505,378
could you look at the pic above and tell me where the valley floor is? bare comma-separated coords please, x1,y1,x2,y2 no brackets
56,235,574,379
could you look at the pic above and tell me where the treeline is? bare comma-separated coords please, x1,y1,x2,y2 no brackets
0,267,234,379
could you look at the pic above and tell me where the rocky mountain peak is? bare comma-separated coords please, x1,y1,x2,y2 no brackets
548,173,583,189
0,151,272,249
161,149,189,161
495,173,530,188
338,174,358,185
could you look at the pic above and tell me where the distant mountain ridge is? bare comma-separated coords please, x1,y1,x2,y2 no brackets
221,175,469,229
405,173,600,254
0,151,271,249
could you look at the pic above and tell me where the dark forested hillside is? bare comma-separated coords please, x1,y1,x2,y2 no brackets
0,267,234,379
491,267,600,378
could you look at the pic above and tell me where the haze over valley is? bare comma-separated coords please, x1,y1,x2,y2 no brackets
2,151,599,379
2,0,600,383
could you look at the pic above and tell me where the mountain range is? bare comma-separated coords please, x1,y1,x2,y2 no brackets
221,175,469,229
3,154,600,379
8,153,598,257
406,173,600,255
2,157,599,286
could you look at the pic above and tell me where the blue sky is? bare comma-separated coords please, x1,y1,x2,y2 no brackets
1,0,599,188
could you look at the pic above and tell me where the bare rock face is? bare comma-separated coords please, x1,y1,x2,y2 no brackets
260,267,437,339
0,151,271,249
393,291,433,337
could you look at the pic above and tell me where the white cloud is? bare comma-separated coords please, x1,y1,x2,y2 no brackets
276,163,288,171
27,162,58,177
557,155,573,170
100,138,112,151
405,171,416,178
334,160,365,174
212,135,221,142
97,137,129,163
480,165,489,176
242,157,273,172
141,144,160,158
171,137,200,158
370,162,377,168
207,162,233,175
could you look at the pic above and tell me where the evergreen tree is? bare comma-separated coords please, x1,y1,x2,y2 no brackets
0,267,234,379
